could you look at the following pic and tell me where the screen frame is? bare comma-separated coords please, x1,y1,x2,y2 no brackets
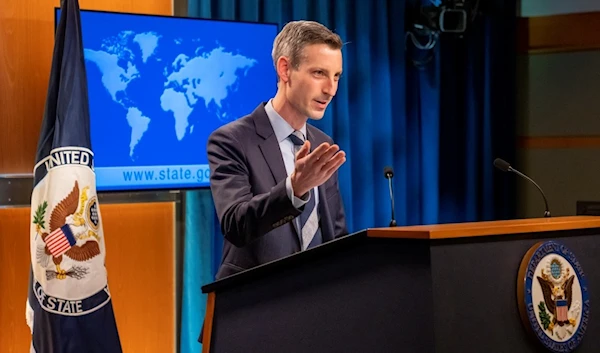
53,7,279,194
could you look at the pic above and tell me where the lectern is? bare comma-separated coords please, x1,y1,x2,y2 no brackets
200,216,600,353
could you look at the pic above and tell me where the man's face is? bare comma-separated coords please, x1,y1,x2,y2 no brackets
285,43,343,120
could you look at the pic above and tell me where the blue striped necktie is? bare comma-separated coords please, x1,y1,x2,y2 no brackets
289,131,322,250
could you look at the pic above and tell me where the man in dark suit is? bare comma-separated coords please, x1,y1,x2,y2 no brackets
207,20,348,280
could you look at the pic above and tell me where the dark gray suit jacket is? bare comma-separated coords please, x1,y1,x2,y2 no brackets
207,102,349,279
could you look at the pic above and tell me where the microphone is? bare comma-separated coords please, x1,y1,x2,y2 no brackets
383,166,397,227
493,158,551,217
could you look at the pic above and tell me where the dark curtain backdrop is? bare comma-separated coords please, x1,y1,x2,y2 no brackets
180,1,517,351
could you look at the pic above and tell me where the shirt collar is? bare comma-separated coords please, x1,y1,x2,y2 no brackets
264,99,307,143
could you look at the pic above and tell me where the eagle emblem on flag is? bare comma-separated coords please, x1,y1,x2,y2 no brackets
32,180,101,280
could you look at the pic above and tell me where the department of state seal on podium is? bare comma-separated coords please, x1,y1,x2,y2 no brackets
518,240,590,352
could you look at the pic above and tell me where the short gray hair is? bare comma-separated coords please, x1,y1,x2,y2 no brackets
272,20,343,70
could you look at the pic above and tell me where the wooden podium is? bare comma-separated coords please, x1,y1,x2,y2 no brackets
200,216,600,353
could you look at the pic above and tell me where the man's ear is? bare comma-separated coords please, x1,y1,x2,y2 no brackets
276,56,291,83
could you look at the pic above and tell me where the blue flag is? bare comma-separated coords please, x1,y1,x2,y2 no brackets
26,0,122,352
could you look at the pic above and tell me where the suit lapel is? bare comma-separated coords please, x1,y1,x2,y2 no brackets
258,138,287,184
254,104,288,184
317,184,333,241
254,104,300,245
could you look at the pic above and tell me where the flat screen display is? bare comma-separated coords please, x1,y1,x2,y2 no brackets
55,9,278,192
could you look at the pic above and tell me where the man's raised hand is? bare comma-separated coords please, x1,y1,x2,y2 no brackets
290,141,346,198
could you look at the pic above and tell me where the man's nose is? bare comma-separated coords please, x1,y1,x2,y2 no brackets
322,78,337,97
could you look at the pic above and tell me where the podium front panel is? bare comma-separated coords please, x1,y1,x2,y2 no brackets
208,237,436,353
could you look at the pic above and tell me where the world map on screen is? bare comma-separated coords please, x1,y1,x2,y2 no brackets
85,30,257,160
